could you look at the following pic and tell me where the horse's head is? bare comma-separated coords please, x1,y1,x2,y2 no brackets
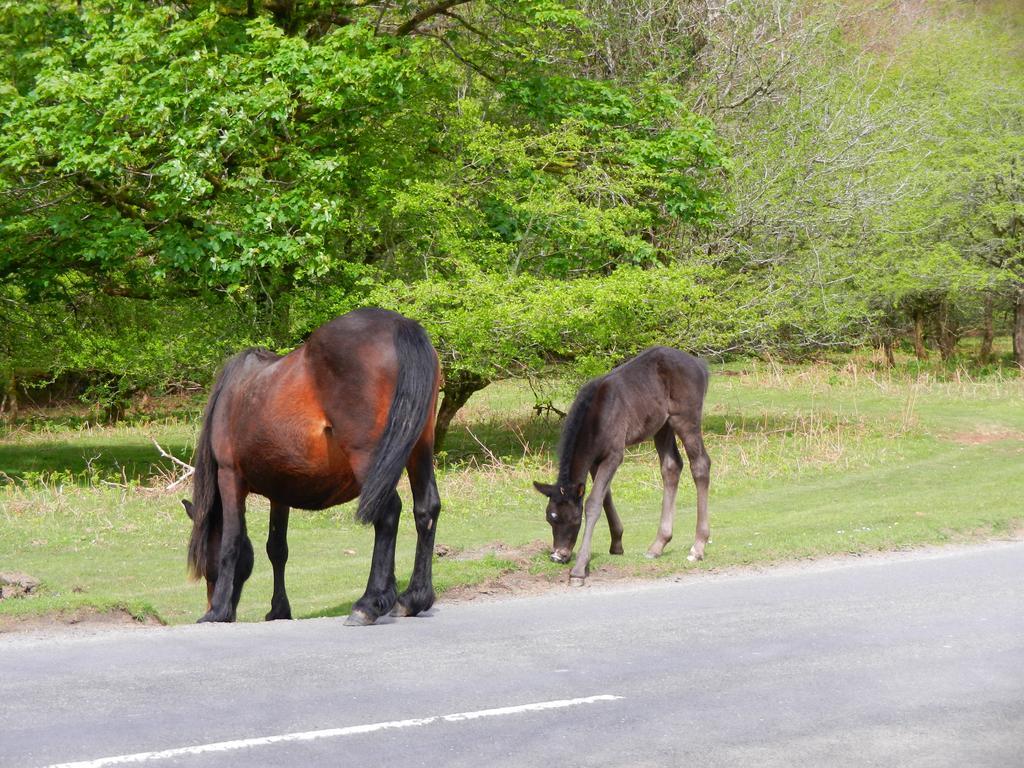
182,499,220,608
533,481,584,563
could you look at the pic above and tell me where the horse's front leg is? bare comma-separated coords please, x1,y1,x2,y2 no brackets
200,469,253,623
347,490,400,626
265,501,292,620
590,467,624,556
570,452,623,585
604,489,624,555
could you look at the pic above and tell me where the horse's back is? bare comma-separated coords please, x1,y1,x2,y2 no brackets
597,346,708,440
608,346,707,399
213,309,424,510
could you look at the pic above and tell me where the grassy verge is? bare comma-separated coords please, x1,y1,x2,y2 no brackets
2,354,1022,626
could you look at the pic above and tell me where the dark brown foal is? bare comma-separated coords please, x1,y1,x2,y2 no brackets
534,346,710,584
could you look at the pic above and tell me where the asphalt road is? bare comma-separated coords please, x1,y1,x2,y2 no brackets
3,541,1022,768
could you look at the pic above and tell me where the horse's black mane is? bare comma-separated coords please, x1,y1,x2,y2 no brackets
556,376,602,485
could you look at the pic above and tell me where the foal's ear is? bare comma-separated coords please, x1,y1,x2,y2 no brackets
181,499,195,520
571,483,585,501
533,481,558,498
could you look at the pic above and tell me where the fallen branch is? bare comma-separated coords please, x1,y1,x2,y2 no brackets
152,439,195,491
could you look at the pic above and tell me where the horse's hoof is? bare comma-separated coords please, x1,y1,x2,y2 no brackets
390,602,413,618
568,576,586,587
687,551,704,563
265,610,292,621
344,609,376,626
610,546,624,556
197,610,234,623
645,551,662,560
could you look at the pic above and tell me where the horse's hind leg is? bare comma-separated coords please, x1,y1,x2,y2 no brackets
346,490,401,626
265,501,292,621
647,423,682,559
201,469,252,623
394,447,441,618
677,422,711,562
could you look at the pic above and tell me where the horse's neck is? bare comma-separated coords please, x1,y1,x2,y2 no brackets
558,424,594,488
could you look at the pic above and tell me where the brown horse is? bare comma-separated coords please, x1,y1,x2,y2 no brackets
534,346,710,585
182,308,441,626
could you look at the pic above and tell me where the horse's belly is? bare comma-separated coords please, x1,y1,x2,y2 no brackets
242,427,359,510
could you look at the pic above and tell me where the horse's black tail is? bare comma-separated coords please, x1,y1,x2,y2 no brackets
356,320,438,525
186,351,252,580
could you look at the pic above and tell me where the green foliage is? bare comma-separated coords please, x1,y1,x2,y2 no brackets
1,1,730,409
5,0,1023,419
0,1,725,298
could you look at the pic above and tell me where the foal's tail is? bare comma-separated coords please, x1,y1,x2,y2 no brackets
356,320,439,525
186,351,252,580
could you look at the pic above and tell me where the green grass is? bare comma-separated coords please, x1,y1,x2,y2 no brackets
2,353,1022,626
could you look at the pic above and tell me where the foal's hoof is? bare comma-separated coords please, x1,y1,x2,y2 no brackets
645,551,662,560
344,609,376,626
687,549,705,563
568,576,586,588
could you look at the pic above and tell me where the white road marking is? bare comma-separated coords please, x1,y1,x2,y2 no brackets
44,694,624,768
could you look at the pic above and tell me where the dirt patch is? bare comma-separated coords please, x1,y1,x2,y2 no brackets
0,572,41,600
0,606,162,635
438,540,662,603
947,429,1024,445
436,539,550,563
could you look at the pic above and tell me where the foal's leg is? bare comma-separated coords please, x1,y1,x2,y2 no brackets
201,468,253,623
591,467,624,555
677,424,711,562
394,448,441,617
647,423,683,559
265,501,292,621
570,451,623,584
346,490,401,626
604,490,625,555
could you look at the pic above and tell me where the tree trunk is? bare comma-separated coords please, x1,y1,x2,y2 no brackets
433,372,488,452
1015,287,1024,373
936,300,959,362
1,373,16,419
882,337,895,367
911,309,928,360
979,293,994,364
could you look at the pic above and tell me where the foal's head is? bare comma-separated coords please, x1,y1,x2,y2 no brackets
532,481,584,563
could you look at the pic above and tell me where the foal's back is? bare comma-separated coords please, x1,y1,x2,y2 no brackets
594,346,709,444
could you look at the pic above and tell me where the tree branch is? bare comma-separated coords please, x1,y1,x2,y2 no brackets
395,0,473,36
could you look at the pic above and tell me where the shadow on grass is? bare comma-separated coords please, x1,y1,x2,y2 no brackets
440,415,562,467
0,403,847,486
702,412,849,437
0,440,195,486
301,599,359,620
439,411,839,468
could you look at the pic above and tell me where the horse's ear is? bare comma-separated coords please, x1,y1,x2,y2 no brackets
181,499,195,520
572,483,585,501
533,481,557,498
